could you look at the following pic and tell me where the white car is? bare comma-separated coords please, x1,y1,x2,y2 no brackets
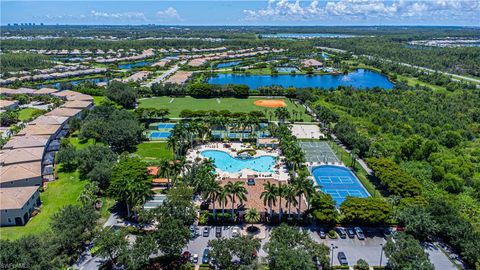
231,227,240,237
192,253,199,263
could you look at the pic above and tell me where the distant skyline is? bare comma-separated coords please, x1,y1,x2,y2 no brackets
1,0,479,26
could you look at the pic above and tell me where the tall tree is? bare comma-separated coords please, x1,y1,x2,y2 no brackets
108,156,152,217
385,232,434,270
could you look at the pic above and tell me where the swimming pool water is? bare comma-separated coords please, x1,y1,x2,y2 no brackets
312,165,369,206
201,150,275,173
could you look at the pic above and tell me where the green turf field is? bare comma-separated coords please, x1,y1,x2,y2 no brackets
138,96,312,121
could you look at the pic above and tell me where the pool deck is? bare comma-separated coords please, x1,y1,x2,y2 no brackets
186,142,289,181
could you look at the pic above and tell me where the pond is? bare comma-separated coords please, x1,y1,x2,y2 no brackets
216,61,241,69
118,60,153,69
38,77,110,89
208,69,394,89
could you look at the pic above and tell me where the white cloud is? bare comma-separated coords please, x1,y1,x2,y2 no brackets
156,7,180,20
325,0,400,17
243,0,480,21
90,10,146,20
243,0,324,20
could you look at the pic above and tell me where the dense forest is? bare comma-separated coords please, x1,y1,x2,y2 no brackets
0,53,52,72
2,25,479,39
309,88,480,267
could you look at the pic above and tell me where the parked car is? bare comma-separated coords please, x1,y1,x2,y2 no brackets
231,227,240,237
192,253,199,263
202,249,210,264
354,227,365,240
203,226,210,237
182,251,191,261
190,225,198,238
337,252,348,266
336,227,347,239
215,227,222,238
318,229,326,239
346,228,355,238
195,227,200,237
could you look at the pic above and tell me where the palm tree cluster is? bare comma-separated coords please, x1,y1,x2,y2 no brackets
260,172,317,223
205,181,248,222
269,124,305,175
167,113,267,157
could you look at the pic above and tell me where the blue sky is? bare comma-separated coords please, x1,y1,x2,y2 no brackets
1,1,479,26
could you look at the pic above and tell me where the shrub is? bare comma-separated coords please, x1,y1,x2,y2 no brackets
355,259,369,270
328,230,337,239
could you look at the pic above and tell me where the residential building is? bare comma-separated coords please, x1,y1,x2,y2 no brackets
0,186,41,226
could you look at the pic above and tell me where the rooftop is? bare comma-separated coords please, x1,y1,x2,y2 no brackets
0,147,44,165
18,124,61,136
0,162,42,183
31,115,69,125
0,186,39,210
45,107,81,117
61,100,93,109
3,136,49,149
34,87,59,95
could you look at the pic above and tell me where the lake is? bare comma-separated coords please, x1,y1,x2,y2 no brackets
208,69,394,89
216,61,241,68
38,77,110,89
118,60,153,69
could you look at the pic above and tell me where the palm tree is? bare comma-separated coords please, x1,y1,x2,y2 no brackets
225,181,247,221
284,185,298,219
216,186,229,221
245,208,261,226
274,107,290,124
203,180,220,221
277,183,286,222
261,182,277,221
292,173,317,220
158,159,173,188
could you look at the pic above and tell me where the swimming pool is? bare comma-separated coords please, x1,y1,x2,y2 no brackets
311,165,369,206
201,150,275,173
149,131,171,139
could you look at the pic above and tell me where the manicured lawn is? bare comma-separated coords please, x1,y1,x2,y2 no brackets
135,141,173,163
0,170,87,240
18,107,45,122
138,96,312,121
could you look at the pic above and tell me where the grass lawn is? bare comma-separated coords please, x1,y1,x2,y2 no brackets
0,170,87,240
18,107,45,122
135,141,173,163
138,96,312,121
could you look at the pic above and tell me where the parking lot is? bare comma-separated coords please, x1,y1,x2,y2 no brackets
185,225,388,267
184,225,240,264
307,227,388,267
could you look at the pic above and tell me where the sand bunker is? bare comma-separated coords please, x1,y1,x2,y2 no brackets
254,99,287,108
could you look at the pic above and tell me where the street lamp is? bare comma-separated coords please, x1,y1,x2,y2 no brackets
330,244,338,267
379,243,384,267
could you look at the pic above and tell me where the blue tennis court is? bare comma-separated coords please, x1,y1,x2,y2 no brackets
311,165,369,206
157,123,176,129
149,131,171,139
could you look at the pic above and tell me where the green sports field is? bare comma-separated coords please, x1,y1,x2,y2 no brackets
138,96,312,121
